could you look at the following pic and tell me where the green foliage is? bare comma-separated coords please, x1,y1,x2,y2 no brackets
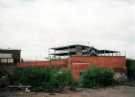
10,67,73,91
80,65,115,88
69,80,80,91
126,59,135,80
9,65,116,91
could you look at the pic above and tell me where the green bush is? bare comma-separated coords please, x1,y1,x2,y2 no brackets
10,67,73,91
80,65,115,88
69,80,80,91
126,59,135,81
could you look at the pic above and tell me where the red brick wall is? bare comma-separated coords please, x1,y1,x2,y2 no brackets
18,61,49,67
18,56,126,80
71,63,90,80
70,56,126,80
71,56,126,69
18,59,68,68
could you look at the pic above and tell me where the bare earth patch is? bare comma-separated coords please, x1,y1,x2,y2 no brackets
0,85,135,97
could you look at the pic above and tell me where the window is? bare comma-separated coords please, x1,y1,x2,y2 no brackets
0,53,12,58
7,59,14,63
1,59,8,63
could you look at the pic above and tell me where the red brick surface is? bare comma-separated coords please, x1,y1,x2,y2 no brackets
18,56,126,80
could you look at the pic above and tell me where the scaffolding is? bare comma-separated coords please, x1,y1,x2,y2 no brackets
48,44,122,60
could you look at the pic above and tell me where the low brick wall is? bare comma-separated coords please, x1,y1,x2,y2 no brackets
70,56,126,80
18,56,126,80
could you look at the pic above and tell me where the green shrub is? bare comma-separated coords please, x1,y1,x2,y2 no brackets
80,65,115,88
126,59,135,81
69,80,80,91
10,67,73,92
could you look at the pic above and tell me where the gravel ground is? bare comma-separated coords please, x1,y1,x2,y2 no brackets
0,85,135,97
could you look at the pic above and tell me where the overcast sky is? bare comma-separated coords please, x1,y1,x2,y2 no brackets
0,0,135,60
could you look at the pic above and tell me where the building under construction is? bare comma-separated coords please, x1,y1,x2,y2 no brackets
50,44,120,58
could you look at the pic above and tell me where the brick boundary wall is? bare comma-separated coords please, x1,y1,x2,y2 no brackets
18,56,126,80
70,56,126,80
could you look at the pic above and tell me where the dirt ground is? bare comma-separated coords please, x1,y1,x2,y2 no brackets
0,85,135,97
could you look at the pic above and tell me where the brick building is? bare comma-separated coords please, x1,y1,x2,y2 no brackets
18,44,126,80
